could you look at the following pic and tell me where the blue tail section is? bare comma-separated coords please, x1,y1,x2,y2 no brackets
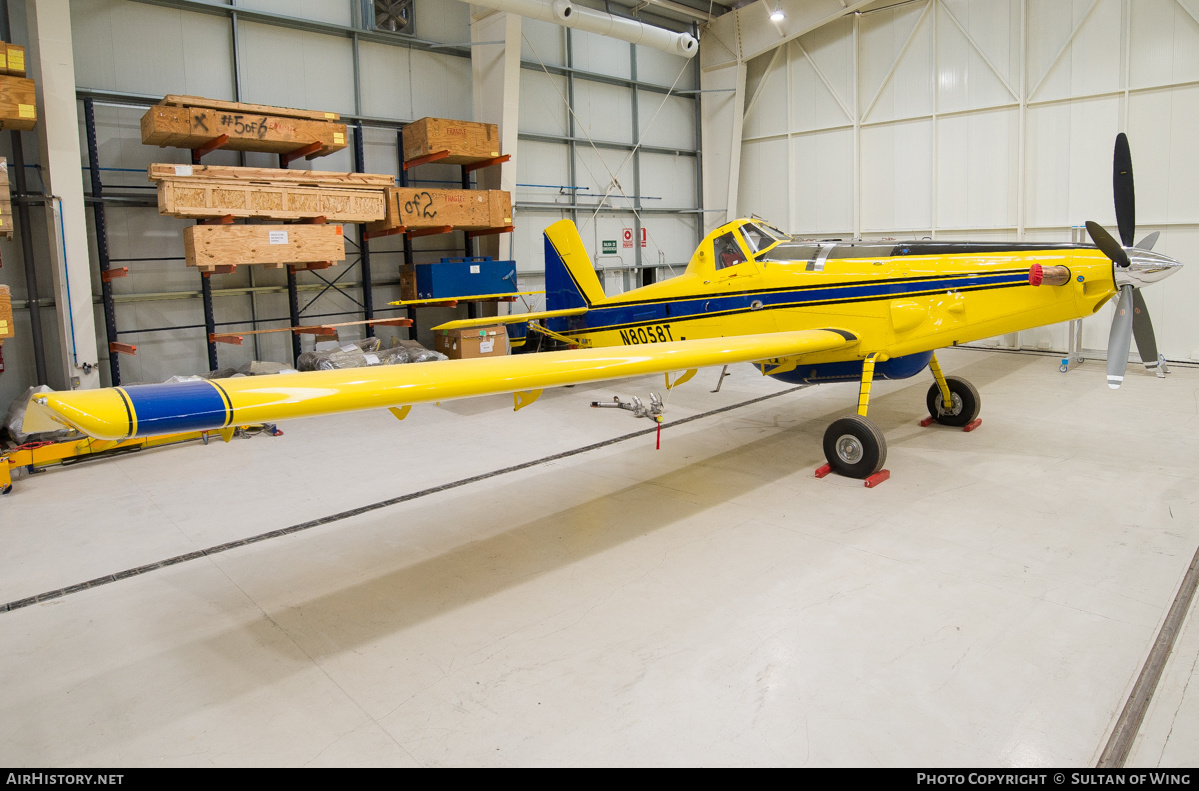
544,233,590,312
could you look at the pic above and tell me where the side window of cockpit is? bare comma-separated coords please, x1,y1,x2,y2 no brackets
713,232,748,270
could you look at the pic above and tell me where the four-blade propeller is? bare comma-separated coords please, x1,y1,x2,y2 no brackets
1084,133,1167,389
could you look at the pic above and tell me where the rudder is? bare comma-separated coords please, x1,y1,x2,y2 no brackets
544,219,605,312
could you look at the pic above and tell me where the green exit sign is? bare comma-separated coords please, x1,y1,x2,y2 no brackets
602,240,617,254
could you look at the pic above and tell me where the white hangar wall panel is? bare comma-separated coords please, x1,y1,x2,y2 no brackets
70,0,235,99
736,0,1199,362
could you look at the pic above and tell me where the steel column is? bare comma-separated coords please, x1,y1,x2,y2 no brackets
353,120,375,336
83,98,121,386
9,131,47,385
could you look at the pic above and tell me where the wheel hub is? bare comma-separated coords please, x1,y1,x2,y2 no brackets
835,434,864,464
938,392,962,417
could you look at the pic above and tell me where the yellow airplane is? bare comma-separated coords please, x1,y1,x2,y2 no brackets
22,135,1182,480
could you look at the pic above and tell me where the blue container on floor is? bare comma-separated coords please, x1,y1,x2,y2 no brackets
414,257,518,299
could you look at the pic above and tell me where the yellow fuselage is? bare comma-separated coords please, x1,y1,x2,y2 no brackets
563,229,1116,368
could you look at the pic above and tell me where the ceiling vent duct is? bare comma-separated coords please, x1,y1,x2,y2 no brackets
461,0,698,58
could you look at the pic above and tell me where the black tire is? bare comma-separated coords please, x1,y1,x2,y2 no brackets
822,415,887,478
0,484,11,496
926,375,981,427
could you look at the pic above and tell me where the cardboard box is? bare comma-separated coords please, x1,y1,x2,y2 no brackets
0,284,13,341
403,117,500,165
434,325,508,360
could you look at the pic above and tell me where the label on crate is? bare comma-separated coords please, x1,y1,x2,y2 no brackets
0,320,7,334
9,50,22,71
363,353,380,365
268,230,289,245
17,104,33,119
0,54,7,70
174,165,193,176
470,265,480,274
325,112,336,119
333,132,345,144
480,340,494,354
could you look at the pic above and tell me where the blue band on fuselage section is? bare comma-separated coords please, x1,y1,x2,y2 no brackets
768,351,935,385
123,380,230,437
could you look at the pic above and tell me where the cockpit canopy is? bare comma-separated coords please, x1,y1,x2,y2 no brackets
694,219,790,275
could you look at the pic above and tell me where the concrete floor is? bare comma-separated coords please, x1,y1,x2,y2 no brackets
1,347,1197,767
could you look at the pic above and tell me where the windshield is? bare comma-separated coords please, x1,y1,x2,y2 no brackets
740,224,773,253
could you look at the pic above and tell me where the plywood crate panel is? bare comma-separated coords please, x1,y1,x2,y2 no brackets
141,102,347,156
183,224,346,271
0,157,11,240
148,163,391,188
151,163,391,222
367,188,511,234
402,117,500,165
0,76,35,131
159,182,387,222
0,284,13,340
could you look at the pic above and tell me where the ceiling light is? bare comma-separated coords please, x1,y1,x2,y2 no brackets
770,9,785,22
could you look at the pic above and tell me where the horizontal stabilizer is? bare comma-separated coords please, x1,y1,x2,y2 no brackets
433,307,588,332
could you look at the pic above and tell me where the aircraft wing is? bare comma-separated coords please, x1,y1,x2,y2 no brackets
24,328,855,441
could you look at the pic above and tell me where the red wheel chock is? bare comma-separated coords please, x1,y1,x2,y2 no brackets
864,470,890,488
920,416,936,427
815,463,890,487
963,418,982,432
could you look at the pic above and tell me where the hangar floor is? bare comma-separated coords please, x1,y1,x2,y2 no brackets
1,347,1197,767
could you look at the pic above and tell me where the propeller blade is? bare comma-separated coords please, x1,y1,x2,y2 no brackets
1086,221,1131,268
1135,231,1160,250
1131,289,1161,372
1114,132,1136,247
1107,285,1135,389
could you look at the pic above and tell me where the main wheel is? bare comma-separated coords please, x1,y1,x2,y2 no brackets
925,375,981,427
822,415,887,479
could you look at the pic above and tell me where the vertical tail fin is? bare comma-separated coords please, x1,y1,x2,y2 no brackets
544,219,605,311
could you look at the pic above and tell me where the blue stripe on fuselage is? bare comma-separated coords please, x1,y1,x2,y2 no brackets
123,380,229,437
566,271,1028,334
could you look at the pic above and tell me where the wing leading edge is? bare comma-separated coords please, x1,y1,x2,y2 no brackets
25,329,856,441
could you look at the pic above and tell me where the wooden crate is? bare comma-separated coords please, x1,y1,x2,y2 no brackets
0,284,12,341
141,100,347,157
148,163,390,188
0,157,10,241
367,188,511,234
183,224,347,272
402,117,500,165
0,76,35,131
0,44,25,77
160,95,338,121
151,164,392,223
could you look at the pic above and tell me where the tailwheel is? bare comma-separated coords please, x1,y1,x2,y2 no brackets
926,375,981,427
822,415,887,479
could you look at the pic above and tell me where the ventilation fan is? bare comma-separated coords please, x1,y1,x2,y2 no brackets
372,0,414,35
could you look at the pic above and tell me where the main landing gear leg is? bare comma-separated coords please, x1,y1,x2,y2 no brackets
820,353,889,483
921,353,982,430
